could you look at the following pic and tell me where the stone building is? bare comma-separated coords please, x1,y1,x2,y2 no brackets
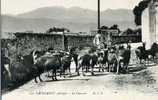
142,0,158,49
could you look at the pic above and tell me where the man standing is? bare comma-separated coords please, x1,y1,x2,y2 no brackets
123,45,131,73
93,32,104,49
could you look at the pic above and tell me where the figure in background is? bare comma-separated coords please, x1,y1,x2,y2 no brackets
123,44,131,72
93,32,104,50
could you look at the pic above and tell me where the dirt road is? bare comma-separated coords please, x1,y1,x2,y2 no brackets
2,46,158,100
2,61,158,100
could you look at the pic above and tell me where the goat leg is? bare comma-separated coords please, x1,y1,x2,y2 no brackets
54,70,57,81
34,77,38,83
39,75,43,82
82,66,85,76
69,67,71,76
116,61,119,74
77,64,81,76
52,70,54,80
91,66,94,75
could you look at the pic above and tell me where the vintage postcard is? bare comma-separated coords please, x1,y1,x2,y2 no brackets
1,0,158,100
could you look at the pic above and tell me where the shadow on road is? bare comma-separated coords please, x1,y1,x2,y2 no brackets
45,78,90,82
86,73,109,77
128,62,158,74
128,66,147,73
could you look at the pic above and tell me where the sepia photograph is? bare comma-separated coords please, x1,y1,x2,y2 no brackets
1,0,158,100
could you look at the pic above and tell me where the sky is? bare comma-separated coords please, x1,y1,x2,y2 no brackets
2,0,141,15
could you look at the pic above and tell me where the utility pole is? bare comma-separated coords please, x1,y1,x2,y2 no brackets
98,0,100,30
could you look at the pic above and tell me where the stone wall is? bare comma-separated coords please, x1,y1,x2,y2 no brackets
66,35,94,48
15,33,64,55
1,32,141,62
1,33,94,61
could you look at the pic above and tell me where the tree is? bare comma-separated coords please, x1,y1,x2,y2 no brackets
110,24,120,33
133,0,151,26
134,28,142,36
122,28,142,36
46,27,70,33
46,28,53,33
100,25,108,29
110,24,118,29
126,28,134,35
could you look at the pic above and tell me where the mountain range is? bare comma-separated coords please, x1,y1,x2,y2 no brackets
1,6,136,35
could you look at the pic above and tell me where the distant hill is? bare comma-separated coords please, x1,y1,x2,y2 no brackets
17,7,135,23
1,6,136,37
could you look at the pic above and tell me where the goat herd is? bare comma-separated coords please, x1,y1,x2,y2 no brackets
1,42,158,89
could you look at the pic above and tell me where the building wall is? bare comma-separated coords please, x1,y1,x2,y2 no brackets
156,7,158,42
142,7,151,49
149,2,157,45
142,1,158,49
